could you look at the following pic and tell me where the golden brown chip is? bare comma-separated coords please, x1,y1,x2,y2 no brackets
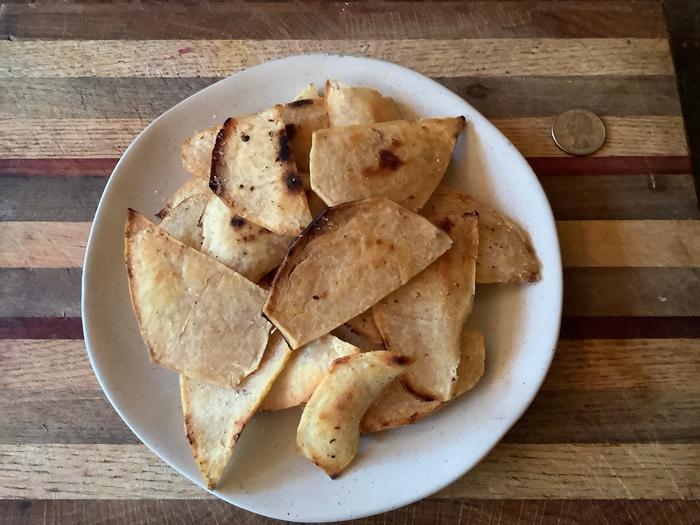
373,213,479,401
310,117,464,210
277,98,329,174
422,185,540,283
125,210,271,388
361,331,485,433
209,108,312,236
260,334,361,412
181,331,292,488
159,194,209,249
296,351,413,478
263,197,452,349
325,79,401,127
345,309,384,347
181,126,218,179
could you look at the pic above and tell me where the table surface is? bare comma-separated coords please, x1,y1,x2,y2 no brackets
1,1,699,524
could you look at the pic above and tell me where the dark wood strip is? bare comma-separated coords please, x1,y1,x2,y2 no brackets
0,159,115,177
1,499,699,525
0,318,83,340
559,316,700,339
539,174,700,220
0,176,106,221
0,269,81,317
0,76,682,119
0,1,668,40
528,155,693,175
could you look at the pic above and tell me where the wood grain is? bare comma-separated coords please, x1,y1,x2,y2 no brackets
529,155,692,175
0,117,687,158
0,39,674,79
0,318,84,340
0,223,89,268
0,444,696,499
0,1,669,40
560,316,700,339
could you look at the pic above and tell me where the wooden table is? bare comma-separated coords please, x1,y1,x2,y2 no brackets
1,2,699,523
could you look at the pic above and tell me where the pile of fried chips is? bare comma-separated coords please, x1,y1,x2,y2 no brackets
125,81,540,488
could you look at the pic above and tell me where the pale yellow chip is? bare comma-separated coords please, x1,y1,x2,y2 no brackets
263,197,453,349
277,98,329,174
157,176,211,220
125,210,271,389
294,83,319,101
260,334,361,412
345,309,384,347
325,79,401,127
181,331,292,488
296,351,413,478
310,117,465,210
422,185,540,283
159,194,209,249
361,331,485,433
210,108,312,236
373,213,478,402
181,126,218,179
200,196,293,283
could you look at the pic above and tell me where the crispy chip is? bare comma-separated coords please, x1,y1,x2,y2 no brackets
310,117,464,210
125,210,271,388
200,196,293,283
210,108,312,236
345,309,384,347
325,80,401,127
181,126,218,179
156,177,211,220
373,213,478,401
159,195,209,249
263,198,452,349
260,334,361,412
296,351,413,478
277,98,329,174
422,185,540,283
294,83,319,101
361,331,485,433
181,331,292,488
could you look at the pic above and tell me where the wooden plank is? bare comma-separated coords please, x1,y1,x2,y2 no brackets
560,316,700,340
494,116,688,157
0,443,696,499
558,220,700,267
0,1,669,40
529,155,692,175
0,39,674,79
0,269,82,317
0,223,89,268
0,75,682,120
540,174,700,220
0,159,115,177
0,318,84,340
0,117,686,158
1,499,698,525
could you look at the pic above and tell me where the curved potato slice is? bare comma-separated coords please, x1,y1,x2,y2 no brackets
373,213,478,401
361,331,485,433
200,196,293,283
159,194,209,249
181,126,218,179
260,334,361,412
310,117,464,210
325,80,401,127
181,331,292,488
125,210,271,388
296,351,413,478
263,198,452,349
156,176,211,220
422,185,540,283
210,108,312,236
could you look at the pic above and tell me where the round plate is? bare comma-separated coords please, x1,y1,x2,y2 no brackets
82,54,562,523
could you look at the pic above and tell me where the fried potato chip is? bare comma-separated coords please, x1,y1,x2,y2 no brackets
263,198,453,349
210,108,312,236
345,309,384,347
296,351,413,478
159,194,209,249
306,189,328,217
277,98,329,174
422,185,540,283
325,80,401,127
361,331,485,433
181,330,292,488
181,126,218,179
200,196,293,283
310,117,464,210
294,83,319,100
260,334,361,412
331,324,386,351
373,213,478,401
156,177,211,220
125,210,271,388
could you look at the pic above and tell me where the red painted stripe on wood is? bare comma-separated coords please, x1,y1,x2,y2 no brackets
0,318,83,340
0,159,116,177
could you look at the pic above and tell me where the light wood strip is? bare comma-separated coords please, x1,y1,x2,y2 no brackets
0,39,674,79
558,220,700,267
0,444,696,499
493,116,688,157
0,117,686,159
3,220,698,269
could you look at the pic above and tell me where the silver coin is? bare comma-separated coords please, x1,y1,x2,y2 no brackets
551,109,606,156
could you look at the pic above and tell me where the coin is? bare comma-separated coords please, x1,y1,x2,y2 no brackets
551,109,606,156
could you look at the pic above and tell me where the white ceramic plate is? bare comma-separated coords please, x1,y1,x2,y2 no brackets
82,54,562,523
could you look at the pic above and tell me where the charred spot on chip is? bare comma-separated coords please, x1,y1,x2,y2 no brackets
285,123,297,140
435,216,455,233
333,356,351,366
390,354,413,367
378,149,403,171
230,215,247,228
463,210,479,218
209,174,222,194
312,295,319,300
289,98,314,107
155,208,168,221
240,133,250,142
284,171,303,192
276,132,291,162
